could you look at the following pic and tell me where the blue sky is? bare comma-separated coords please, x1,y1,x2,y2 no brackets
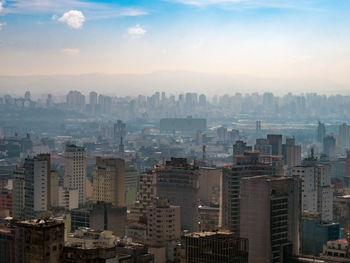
0,0,350,89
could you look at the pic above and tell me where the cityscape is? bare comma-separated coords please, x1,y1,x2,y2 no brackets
1,0,350,262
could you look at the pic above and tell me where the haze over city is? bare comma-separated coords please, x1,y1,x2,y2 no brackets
2,1,350,263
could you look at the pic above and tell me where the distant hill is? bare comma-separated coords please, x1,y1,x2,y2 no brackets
0,71,348,97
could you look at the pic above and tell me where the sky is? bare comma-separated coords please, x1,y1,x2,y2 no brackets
0,0,350,92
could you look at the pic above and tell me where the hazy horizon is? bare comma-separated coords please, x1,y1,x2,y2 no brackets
1,0,350,96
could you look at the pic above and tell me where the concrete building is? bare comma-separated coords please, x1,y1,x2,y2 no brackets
50,170,59,208
338,123,350,150
24,154,51,219
300,214,340,256
14,219,65,263
317,121,326,143
267,134,283,156
71,202,127,237
13,166,25,219
320,238,350,262
66,228,117,248
240,176,300,263
64,144,86,205
147,198,181,247
183,231,248,263
93,157,125,207
292,163,333,224
63,245,118,263
58,187,79,210
198,205,219,232
0,226,15,263
255,138,272,155
323,135,336,158
0,189,12,217
198,167,221,206
156,158,200,232
282,137,301,167
220,151,278,235
125,163,139,206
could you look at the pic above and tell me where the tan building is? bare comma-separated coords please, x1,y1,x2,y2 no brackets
64,145,86,205
240,175,300,263
156,158,200,232
198,167,221,206
220,151,278,235
14,219,65,263
128,171,156,222
66,228,117,248
93,157,125,207
50,170,59,208
147,197,181,247
320,238,350,262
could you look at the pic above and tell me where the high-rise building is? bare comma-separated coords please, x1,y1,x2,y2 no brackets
92,157,125,207
220,151,279,235
323,135,336,158
146,197,181,247
64,144,86,205
14,219,65,263
89,91,98,106
240,176,300,263
256,120,262,133
183,231,249,263
199,94,207,107
282,137,301,167
255,138,272,155
292,162,333,223
267,134,283,155
156,158,200,232
13,166,25,219
317,121,326,143
113,120,126,144
217,127,227,142
24,154,51,219
338,123,350,150
233,140,252,156
50,170,59,208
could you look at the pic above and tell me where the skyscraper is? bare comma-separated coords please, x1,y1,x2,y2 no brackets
12,166,25,219
156,158,200,232
92,157,125,207
24,154,51,219
267,134,283,156
240,176,299,263
220,151,279,235
89,91,98,106
113,120,126,144
146,197,181,247
282,137,301,167
323,135,336,158
65,144,86,205
292,162,333,223
317,121,326,143
338,123,350,150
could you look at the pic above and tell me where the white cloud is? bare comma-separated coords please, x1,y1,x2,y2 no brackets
61,48,80,55
0,2,3,13
58,10,85,29
0,22,6,31
3,0,147,18
128,25,146,37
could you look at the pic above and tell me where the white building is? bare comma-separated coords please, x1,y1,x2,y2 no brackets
292,164,333,223
64,144,86,205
